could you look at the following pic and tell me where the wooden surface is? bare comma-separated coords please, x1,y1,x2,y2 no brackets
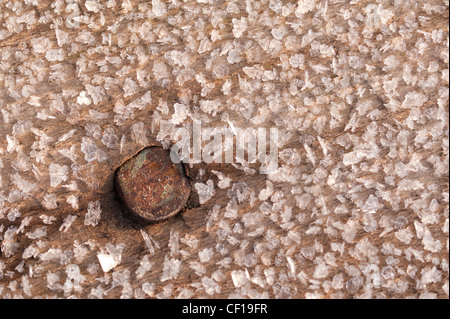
0,0,448,299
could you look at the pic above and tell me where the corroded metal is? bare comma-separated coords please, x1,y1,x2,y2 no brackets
115,147,191,222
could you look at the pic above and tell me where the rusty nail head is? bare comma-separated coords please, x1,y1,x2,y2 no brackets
115,147,191,222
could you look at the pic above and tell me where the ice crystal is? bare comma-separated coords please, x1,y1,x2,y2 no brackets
97,243,125,273
195,180,215,205
160,256,181,282
84,200,101,227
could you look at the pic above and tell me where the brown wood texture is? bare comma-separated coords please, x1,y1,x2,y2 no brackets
0,0,448,299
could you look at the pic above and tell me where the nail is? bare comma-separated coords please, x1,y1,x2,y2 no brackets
115,147,190,222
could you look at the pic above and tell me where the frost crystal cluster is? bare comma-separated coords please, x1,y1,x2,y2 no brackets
0,0,448,299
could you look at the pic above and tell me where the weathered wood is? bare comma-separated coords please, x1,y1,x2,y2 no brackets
0,0,448,299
